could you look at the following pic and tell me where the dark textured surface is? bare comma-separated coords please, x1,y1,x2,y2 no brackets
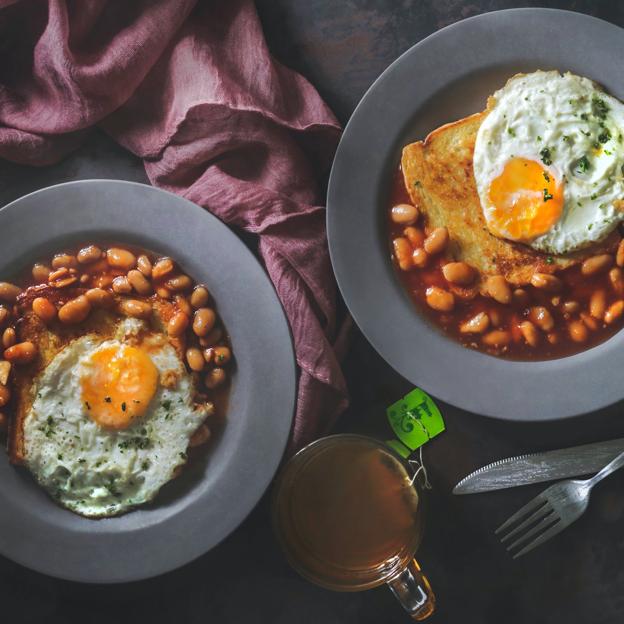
2,1,624,623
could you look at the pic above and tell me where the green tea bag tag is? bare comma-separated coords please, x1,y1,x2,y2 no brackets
386,388,445,459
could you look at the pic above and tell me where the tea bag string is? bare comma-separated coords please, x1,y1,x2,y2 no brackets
408,446,432,490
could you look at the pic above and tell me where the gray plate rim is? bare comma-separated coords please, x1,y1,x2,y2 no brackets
327,8,624,422
0,179,296,583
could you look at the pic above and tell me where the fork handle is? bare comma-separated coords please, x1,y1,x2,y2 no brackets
588,449,624,487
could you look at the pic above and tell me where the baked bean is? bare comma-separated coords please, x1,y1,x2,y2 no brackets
167,311,189,337
112,276,132,294
404,226,425,248
581,254,613,276
106,248,136,271
156,286,172,299
390,203,418,225
392,237,413,271
85,288,114,308
425,286,454,312
4,341,37,364
32,297,57,324
489,308,503,328
482,330,511,347
2,328,16,349
459,312,490,334
186,347,205,372
580,312,599,331
199,327,222,348
617,239,624,267
0,282,21,302
590,289,607,320
484,275,512,304
58,296,91,324
442,262,475,285
193,308,217,337
546,332,559,345
137,255,153,277
77,245,102,264
52,276,78,289
213,345,231,366
190,286,210,309
205,367,226,389
609,267,624,297
51,253,77,269
94,274,114,289
119,299,152,320
166,274,193,292
519,321,539,347
412,248,429,268
513,289,530,307
605,300,624,324
127,269,152,295
423,227,449,255
0,412,6,432
152,257,175,280
568,320,588,343
0,360,10,385
0,307,8,326
175,295,193,317
189,423,211,447
530,273,563,292
48,267,69,282
0,384,9,407
529,306,554,332
32,263,51,283
562,300,580,314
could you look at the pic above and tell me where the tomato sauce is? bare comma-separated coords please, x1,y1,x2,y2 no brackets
387,168,624,359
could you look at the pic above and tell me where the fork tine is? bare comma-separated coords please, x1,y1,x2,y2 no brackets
511,518,566,559
499,502,553,543
495,495,548,535
505,511,558,551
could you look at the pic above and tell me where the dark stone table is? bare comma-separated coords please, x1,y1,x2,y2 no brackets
3,2,624,623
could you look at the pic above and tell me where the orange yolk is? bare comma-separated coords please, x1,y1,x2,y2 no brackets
81,345,158,429
487,157,564,242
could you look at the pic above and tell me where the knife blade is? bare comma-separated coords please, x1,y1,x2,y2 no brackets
453,438,624,494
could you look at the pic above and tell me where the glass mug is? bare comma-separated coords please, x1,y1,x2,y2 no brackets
272,434,435,620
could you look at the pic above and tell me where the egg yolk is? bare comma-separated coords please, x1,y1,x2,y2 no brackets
81,345,158,429
487,157,564,242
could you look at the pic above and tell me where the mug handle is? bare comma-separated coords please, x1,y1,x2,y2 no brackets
387,559,436,620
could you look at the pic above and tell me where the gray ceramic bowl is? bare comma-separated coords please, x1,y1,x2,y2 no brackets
327,8,624,421
0,180,296,582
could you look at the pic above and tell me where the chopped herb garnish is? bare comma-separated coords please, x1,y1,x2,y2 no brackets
562,135,571,143
543,172,550,182
161,400,172,410
588,223,593,231
546,256,554,265
78,458,85,464
581,130,591,137
413,180,421,188
118,436,151,450
57,454,63,461
580,112,589,121
604,149,612,156
121,402,126,412
133,399,141,404
537,135,542,142
592,95,609,120
141,460,150,471
85,401,91,410
540,147,552,165
104,396,112,403
577,155,590,173
598,128,612,144
543,189,553,202
179,452,187,460
591,193,598,200
507,127,516,137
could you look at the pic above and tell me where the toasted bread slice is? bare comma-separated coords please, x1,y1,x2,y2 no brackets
401,111,620,285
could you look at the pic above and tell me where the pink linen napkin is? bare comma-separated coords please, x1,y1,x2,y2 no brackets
0,0,348,452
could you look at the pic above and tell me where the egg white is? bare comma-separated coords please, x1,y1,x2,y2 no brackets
22,318,210,517
474,71,624,254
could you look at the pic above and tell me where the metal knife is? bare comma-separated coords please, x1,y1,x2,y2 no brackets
453,438,624,494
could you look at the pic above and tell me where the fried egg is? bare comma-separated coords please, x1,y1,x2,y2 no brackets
474,71,624,254
22,318,211,517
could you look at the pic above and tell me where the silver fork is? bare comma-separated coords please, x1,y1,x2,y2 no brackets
496,449,624,558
